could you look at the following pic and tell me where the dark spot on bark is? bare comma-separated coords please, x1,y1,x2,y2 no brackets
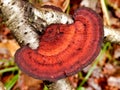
57,15,59,18
12,2,15,5
44,10,49,14
0,9,2,14
35,30,43,35
21,40,24,44
8,2,10,5
66,21,69,24
0,3,3,6
26,43,30,46
41,24,45,28
52,14,54,18
24,32,28,35
30,7,32,12
17,26,20,29
21,20,24,22
24,21,27,23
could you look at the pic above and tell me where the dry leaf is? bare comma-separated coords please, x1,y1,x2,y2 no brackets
0,40,20,56
31,0,70,12
13,72,43,90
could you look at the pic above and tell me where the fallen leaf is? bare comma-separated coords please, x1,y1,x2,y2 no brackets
0,40,20,56
108,76,120,89
13,72,43,90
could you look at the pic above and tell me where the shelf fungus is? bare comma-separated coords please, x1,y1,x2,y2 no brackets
15,7,104,81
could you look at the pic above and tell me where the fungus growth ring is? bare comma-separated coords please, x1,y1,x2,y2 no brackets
15,7,104,81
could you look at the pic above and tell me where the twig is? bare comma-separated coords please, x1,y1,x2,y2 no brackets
0,66,18,73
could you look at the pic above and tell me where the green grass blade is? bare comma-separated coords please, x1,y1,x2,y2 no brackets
5,74,19,90
77,42,111,88
43,85,49,90
0,66,19,74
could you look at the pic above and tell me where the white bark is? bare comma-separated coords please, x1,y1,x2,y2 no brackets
48,79,73,90
104,26,120,45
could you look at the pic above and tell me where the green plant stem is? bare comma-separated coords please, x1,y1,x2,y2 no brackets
0,66,19,74
5,74,19,90
43,85,49,90
79,51,102,86
78,42,111,87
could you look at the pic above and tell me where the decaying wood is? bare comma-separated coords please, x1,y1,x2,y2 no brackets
0,0,73,49
47,79,73,90
104,26,120,45
80,0,98,11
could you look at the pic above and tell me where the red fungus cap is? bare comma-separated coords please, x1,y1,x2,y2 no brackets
15,7,104,81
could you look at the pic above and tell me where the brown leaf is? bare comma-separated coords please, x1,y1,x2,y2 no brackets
0,40,20,56
13,72,43,90
31,0,70,12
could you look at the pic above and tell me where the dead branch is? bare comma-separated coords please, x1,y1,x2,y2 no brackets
47,79,73,90
104,26,120,45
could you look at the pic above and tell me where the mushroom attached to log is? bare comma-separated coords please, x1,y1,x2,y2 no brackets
15,7,104,81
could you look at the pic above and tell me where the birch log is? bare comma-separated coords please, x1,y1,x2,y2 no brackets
104,27,120,45
48,79,73,90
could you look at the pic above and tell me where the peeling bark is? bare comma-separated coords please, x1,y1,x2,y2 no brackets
47,79,73,90
104,27,120,45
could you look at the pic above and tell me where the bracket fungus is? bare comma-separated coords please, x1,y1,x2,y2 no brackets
15,7,104,81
